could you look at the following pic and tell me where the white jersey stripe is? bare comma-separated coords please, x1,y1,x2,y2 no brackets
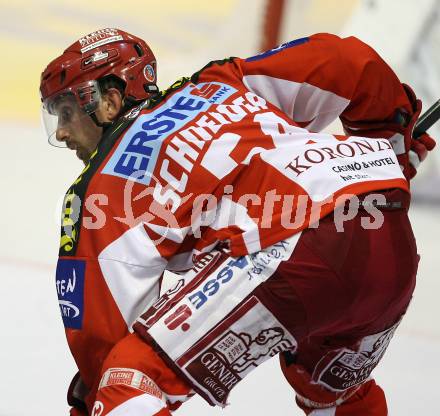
106,394,166,416
309,407,337,416
243,75,350,132
98,223,167,326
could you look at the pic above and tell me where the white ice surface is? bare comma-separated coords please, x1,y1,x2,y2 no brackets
0,125,439,415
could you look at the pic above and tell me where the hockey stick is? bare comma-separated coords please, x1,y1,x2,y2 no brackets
413,99,440,138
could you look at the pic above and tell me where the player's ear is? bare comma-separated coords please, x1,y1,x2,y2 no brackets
100,88,123,121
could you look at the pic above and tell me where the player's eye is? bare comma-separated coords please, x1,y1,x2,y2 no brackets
59,107,73,124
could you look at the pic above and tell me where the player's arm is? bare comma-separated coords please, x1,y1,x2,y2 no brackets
237,33,412,131
236,33,435,179
67,372,89,415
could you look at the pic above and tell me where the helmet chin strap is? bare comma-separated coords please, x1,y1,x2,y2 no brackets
89,112,113,131
88,85,160,132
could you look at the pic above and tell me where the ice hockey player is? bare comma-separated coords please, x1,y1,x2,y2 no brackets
40,28,435,415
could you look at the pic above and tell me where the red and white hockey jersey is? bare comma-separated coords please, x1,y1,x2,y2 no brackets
55,33,412,407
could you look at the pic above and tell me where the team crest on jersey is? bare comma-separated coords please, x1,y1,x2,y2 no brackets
91,401,104,416
56,259,86,329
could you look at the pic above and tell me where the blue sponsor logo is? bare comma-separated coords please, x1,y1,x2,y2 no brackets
188,256,249,310
55,259,86,329
245,37,310,62
102,82,237,185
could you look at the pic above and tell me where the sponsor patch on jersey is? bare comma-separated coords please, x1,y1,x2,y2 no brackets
182,299,297,404
245,37,309,62
313,320,400,392
260,135,403,201
55,259,86,329
102,82,237,185
145,237,298,354
183,297,297,405
99,368,164,400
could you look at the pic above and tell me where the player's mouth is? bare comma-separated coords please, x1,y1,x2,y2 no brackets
66,141,86,162
66,141,77,151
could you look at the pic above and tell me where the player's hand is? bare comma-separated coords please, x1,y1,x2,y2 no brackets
397,85,437,179
67,372,89,416
342,84,437,180
406,132,436,179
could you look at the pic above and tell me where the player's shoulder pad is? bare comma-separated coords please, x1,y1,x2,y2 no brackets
149,77,192,110
191,57,236,84
123,77,194,119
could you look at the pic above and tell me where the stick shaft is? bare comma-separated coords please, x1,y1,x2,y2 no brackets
413,99,440,138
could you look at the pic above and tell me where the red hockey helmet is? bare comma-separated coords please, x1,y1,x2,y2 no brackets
40,28,157,146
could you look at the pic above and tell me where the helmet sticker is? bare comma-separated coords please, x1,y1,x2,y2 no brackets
79,29,123,53
83,51,109,67
143,64,156,83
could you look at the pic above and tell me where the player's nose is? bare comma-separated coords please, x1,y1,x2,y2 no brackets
55,126,69,144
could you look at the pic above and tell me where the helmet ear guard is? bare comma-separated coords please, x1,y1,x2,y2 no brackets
76,81,102,114
144,83,159,94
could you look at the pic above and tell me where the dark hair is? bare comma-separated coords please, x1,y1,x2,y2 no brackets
98,75,126,96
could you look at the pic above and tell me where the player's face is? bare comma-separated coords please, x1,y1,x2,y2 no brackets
54,97,102,164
